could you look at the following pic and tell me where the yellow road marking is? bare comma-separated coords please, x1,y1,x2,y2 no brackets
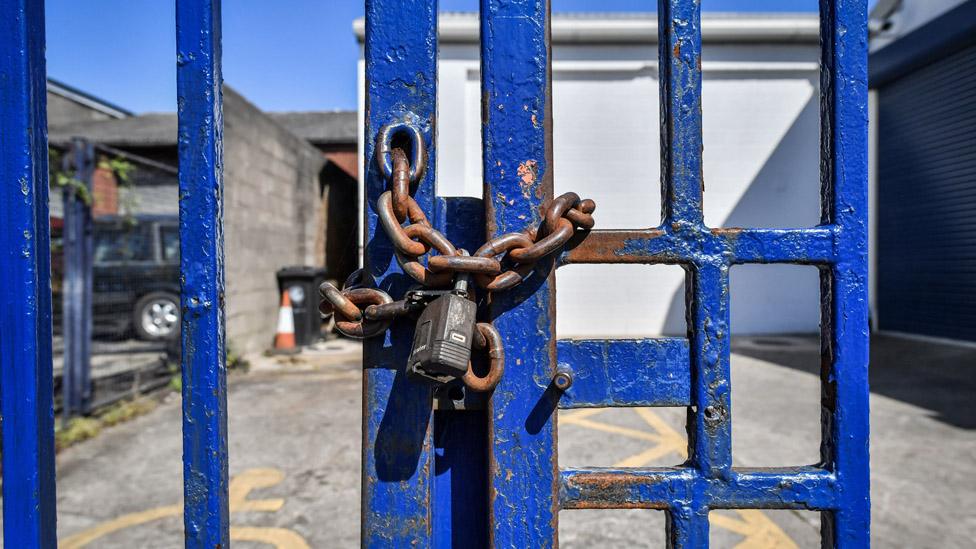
560,411,664,443
60,468,310,549
561,407,799,547
229,467,286,512
60,504,182,549
710,510,799,549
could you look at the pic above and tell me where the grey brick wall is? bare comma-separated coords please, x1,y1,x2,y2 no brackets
222,88,325,355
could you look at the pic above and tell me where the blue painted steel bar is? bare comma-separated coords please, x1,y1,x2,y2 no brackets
176,0,229,545
559,467,838,510
0,0,58,544
659,0,704,227
432,411,488,548
481,0,559,545
62,139,96,419
819,0,871,545
556,339,691,408
362,0,438,546
561,227,839,265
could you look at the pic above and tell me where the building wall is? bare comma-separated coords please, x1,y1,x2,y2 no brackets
222,88,325,355
359,31,823,337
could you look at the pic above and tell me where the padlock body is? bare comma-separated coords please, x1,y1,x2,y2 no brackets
408,293,476,384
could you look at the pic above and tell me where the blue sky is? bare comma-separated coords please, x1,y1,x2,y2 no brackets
46,1,837,114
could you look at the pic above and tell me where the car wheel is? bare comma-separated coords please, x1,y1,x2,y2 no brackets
134,292,180,341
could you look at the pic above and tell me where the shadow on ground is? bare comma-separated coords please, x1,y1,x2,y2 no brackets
732,333,976,429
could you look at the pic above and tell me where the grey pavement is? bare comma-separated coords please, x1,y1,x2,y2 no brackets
42,335,976,547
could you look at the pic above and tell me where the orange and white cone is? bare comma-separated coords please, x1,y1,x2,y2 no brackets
273,290,297,351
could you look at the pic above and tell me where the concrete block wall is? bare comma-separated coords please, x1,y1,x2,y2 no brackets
222,88,325,355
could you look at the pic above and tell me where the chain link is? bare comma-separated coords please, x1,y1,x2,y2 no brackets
318,121,596,392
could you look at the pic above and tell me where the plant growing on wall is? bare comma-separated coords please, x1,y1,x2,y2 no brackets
48,146,136,214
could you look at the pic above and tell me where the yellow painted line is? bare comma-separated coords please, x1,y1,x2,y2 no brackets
60,504,182,549
60,468,310,548
563,407,800,548
560,412,664,443
710,510,799,549
633,407,687,460
229,467,286,512
614,442,680,467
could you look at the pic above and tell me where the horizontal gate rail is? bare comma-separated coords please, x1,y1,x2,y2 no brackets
176,0,230,546
0,0,58,545
556,338,691,408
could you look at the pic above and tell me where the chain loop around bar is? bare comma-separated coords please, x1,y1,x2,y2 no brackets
374,123,596,291
462,322,505,392
319,283,394,339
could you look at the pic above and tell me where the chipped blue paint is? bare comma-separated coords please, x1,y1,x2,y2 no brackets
480,0,559,546
556,339,690,408
818,0,871,544
554,1,869,546
0,0,58,545
362,0,438,546
176,0,229,545
481,0,865,546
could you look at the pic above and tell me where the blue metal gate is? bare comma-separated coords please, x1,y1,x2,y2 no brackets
0,0,869,547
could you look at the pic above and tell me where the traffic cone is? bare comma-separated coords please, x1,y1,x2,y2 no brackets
273,290,297,353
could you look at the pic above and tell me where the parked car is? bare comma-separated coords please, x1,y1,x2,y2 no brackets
53,215,181,341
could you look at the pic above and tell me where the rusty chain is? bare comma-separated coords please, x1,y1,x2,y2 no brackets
319,122,596,392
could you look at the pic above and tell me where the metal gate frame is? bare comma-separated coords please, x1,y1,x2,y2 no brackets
0,0,868,547
362,0,869,547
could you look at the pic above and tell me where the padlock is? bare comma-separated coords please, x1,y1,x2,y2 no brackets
407,276,476,385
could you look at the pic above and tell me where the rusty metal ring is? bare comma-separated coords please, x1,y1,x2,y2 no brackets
542,192,581,236
473,232,535,288
463,323,505,392
396,252,456,287
390,148,412,221
508,217,575,263
474,232,535,259
428,254,502,275
332,288,394,338
481,263,534,291
407,224,456,258
378,192,429,257
377,122,427,184
396,228,457,286
319,282,363,321
565,199,596,230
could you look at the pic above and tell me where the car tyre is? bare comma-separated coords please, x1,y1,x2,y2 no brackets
133,292,180,341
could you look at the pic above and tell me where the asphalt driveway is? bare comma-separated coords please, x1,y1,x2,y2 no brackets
37,335,976,548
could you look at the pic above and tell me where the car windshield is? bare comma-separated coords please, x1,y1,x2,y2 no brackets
94,224,152,263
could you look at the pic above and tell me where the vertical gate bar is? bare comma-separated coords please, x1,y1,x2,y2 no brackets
658,0,704,226
481,0,558,545
362,0,437,546
666,505,709,549
686,261,732,481
819,0,871,546
0,0,58,545
176,0,230,546
79,140,95,413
